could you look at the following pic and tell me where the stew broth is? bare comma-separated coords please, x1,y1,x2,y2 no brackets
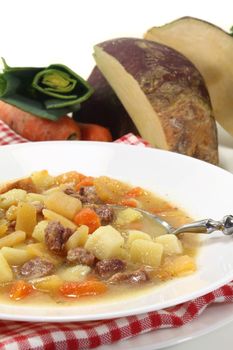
0,171,198,305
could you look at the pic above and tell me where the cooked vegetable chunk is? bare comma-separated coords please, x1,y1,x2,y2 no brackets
0,252,13,282
130,239,163,268
85,225,124,259
155,234,183,255
44,191,82,220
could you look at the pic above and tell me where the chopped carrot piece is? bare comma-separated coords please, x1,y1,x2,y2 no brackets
74,208,101,233
9,280,33,301
125,187,143,198
56,171,86,185
60,280,107,298
120,198,138,208
76,177,94,191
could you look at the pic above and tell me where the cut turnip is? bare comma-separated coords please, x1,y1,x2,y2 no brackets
93,38,218,164
145,17,233,137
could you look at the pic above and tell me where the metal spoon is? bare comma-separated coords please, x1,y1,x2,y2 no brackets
110,205,233,236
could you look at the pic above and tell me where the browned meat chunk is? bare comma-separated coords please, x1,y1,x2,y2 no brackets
79,186,101,204
108,267,150,284
65,186,101,204
67,247,96,267
20,257,54,279
95,258,126,278
45,221,73,255
94,205,114,225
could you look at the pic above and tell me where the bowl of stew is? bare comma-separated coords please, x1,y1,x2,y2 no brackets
0,141,232,322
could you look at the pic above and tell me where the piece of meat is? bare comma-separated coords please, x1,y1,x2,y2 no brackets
64,186,101,204
78,186,101,204
45,221,73,255
94,205,114,225
108,267,150,284
67,247,96,267
95,258,126,278
20,257,54,279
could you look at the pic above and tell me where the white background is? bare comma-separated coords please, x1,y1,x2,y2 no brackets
0,0,232,78
0,0,233,348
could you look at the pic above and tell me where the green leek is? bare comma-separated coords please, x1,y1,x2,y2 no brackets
0,59,93,120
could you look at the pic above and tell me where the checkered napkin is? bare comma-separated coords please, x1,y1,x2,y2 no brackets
0,120,233,350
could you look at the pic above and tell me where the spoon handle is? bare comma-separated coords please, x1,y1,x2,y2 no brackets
172,215,233,235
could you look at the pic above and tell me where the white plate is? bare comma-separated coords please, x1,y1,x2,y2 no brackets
0,141,233,322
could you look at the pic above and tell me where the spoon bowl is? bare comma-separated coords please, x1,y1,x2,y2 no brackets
109,205,233,236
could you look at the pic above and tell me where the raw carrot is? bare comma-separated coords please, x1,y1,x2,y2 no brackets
60,280,107,298
0,100,81,141
9,280,33,300
76,176,94,191
79,122,112,142
74,207,101,233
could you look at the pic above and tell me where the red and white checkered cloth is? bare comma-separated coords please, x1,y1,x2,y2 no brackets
0,119,233,350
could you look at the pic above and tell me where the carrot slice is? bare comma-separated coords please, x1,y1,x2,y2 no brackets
56,171,86,185
120,198,138,208
60,280,107,298
9,280,33,300
125,187,143,198
76,177,94,191
74,208,101,233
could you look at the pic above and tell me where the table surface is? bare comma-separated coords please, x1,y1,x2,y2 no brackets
1,1,233,348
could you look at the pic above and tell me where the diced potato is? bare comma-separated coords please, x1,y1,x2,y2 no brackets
158,255,196,279
155,234,183,255
126,230,152,247
85,225,124,260
26,193,45,203
44,191,82,220
0,252,13,282
15,202,37,236
65,225,89,250
31,170,55,191
43,184,71,195
33,275,63,293
12,243,28,250
94,176,129,202
113,247,130,260
0,230,26,248
1,247,32,265
130,239,163,268
58,265,91,282
32,220,49,243
115,208,143,226
26,242,64,266
42,209,77,230
5,205,17,221
0,189,27,209
0,219,8,237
